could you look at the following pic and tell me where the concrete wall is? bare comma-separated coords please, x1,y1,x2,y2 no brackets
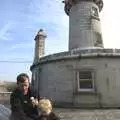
0,86,8,92
31,55,120,108
0,92,11,105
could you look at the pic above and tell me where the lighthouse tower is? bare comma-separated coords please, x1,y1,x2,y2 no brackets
31,0,120,108
64,0,104,50
34,29,46,63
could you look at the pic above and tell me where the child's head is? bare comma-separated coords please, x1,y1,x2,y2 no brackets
38,98,52,115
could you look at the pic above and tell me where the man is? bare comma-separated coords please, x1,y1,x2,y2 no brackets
10,73,38,120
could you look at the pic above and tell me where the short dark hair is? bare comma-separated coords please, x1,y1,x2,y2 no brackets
17,73,30,84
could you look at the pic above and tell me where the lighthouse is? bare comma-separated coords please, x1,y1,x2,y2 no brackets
31,0,120,108
34,29,46,63
64,0,104,50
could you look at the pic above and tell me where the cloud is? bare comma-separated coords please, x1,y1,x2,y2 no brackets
0,21,22,41
27,0,68,28
7,42,33,50
0,22,12,41
0,0,69,81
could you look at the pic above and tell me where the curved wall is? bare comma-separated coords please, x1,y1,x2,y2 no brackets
31,49,120,107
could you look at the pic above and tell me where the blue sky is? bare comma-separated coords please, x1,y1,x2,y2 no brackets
0,0,69,81
0,0,120,81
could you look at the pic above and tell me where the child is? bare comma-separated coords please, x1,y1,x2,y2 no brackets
37,99,60,120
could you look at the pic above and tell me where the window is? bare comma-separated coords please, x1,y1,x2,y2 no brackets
94,32,103,47
92,7,99,17
77,70,95,92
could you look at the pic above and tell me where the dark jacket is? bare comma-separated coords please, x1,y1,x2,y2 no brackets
38,112,60,120
10,88,38,120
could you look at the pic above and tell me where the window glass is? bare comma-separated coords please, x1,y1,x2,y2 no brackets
77,71,94,91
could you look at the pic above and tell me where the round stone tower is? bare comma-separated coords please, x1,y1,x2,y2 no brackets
63,0,104,50
34,29,47,63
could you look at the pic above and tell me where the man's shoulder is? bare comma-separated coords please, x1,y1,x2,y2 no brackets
10,89,22,106
11,88,21,97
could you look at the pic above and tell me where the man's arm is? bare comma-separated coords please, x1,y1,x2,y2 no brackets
10,93,26,115
10,93,33,120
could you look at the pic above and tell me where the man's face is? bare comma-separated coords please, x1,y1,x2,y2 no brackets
17,79,29,95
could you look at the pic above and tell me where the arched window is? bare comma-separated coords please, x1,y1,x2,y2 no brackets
92,7,99,17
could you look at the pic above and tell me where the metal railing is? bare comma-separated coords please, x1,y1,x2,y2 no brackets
0,92,12,97
0,92,11,105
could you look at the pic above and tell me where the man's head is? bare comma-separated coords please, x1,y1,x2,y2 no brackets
16,73,30,95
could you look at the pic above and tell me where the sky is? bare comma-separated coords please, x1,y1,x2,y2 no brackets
0,0,120,82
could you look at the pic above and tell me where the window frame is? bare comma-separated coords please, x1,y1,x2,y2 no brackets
91,6,99,17
77,70,95,92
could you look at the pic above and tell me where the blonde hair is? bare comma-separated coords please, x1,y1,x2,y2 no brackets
38,99,52,114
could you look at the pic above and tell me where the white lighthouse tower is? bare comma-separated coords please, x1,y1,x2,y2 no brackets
64,0,104,50
34,29,47,63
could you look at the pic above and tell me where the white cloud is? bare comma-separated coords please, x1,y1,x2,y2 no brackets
0,22,12,41
7,42,33,50
28,0,68,27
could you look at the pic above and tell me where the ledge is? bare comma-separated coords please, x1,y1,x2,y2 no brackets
91,15,100,21
73,91,98,95
30,48,120,70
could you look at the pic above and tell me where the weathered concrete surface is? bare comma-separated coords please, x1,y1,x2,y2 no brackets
54,108,120,120
68,1,103,50
2,103,120,120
